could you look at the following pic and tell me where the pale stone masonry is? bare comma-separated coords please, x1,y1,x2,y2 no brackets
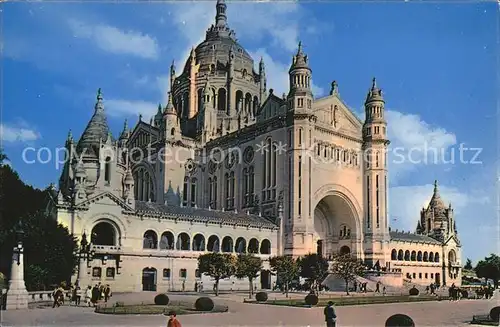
50,0,461,292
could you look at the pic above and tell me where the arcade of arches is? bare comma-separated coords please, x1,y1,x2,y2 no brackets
313,194,358,259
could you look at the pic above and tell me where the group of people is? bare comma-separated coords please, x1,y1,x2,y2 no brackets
51,283,112,308
85,283,112,307
424,283,439,295
353,280,369,293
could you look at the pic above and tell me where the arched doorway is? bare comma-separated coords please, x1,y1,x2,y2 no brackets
91,221,117,246
314,193,359,258
142,267,157,291
339,246,350,255
260,270,271,290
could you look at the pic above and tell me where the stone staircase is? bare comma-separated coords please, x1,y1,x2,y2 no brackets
321,274,403,294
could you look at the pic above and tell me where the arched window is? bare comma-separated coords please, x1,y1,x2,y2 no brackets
224,173,230,209
242,168,248,207
192,234,206,251
411,251,416,261
423,251,429,262
391,249,397,260
434,252,440,263
190,178,197,207
260,239,271,255
217,88,227,112
213,176,218,209
207,235,220,252
176,233,190,251
182,177,188,206
104,157,111,184
235,90,244,112
397,250,404,261
252,95,259,116
417,251,423,262
429,252,434,262
248,238,259,254
197,88,203,112
143,230,158,249
170,128,175,136
222,236,233,253
235,237,246,254
159,231,175,250
404,250,410,261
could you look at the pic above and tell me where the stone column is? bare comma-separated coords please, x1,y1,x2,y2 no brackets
6,243,29,310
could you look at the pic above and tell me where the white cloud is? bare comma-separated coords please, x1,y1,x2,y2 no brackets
388,183,489,233
106,99,158,121
68,19,159,60
0,122,41,143
382,110,457,178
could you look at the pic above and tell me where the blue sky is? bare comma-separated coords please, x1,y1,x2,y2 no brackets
2,1,498,263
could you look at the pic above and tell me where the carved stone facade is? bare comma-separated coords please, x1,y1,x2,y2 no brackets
53,0,461,291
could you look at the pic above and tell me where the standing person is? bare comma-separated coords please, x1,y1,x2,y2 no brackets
353,280,358,292
104,285,111,303
166,310,182,327
85,286,92,307
323,301,337,327
375,282,381,293
382,286,386,296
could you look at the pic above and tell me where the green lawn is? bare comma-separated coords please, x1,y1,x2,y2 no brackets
260,295,447,307
95,304,228,315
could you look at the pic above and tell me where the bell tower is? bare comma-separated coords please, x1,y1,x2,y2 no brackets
362,78,390,267
285,42,317,256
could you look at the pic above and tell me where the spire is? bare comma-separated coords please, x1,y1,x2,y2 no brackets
215,0,227,27
67,129,73,143
119,119,129,139
365,77,384,104
76,88,111,155
428,179,446,211
289,41,310,72
259,56,265,71
164,92,177,116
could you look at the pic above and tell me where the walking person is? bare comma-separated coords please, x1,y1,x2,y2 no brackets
375,281,381,293
166,310,182,327
104,285,111,303
323,301,337,327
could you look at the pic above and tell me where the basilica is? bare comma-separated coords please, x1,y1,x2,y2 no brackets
51,0,462,292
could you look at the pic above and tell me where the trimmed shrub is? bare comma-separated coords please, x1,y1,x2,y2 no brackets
304,294,319,306
408,287,419,296
460,290,468,299
490,306,500,322
385,314,415,327
255,292,268,302
154,293,169,305
195,297,214,311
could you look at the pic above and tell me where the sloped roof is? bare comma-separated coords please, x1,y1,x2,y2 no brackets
390,231,442,245
135,201,278,229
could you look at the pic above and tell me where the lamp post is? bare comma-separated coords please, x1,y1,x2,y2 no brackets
6,220,29,310
13,221,25,265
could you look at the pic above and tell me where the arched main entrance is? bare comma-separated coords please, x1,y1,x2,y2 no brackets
313,193,360,259
142,267,157,291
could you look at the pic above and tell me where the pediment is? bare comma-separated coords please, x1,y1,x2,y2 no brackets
444,234,460,247
313,94,363,134
79,191,134,212
257,93,285,121
129,121,160,147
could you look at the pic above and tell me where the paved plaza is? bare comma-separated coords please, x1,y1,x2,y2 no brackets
1,292,493,326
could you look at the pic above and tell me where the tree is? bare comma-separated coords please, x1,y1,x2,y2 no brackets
329,254,365,295
475,254,500,288
298,253,329,294
269,255,299,298
464,258,473,270
0,162,78,290
197,252,236,296
235,253,263,298
0,148,8,165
